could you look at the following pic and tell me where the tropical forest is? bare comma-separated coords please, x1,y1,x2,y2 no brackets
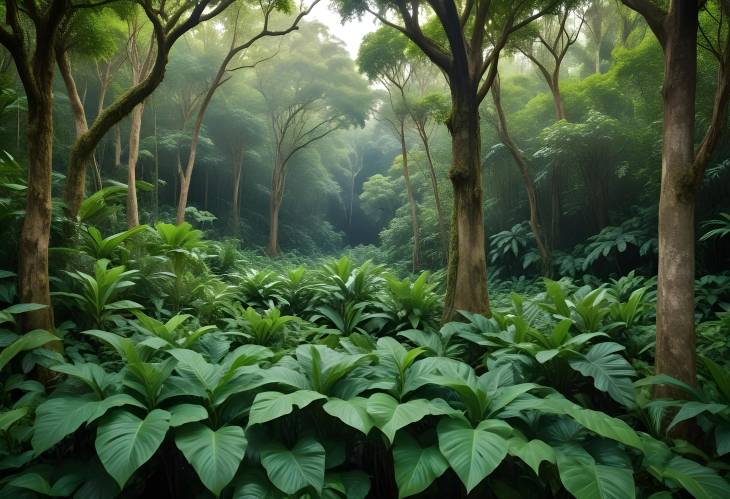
0,0,729,497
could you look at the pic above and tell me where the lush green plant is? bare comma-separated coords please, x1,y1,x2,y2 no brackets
234,269,287,311
315,257,384,306
223,305,297,347
700,212,730,241
53,259,143,328
77,225,148,261
383,272,441,333
154,222,205,277
488,222,538,271
132,310,217,350
4,230,730,498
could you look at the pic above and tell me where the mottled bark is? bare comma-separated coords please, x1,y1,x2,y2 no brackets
622,0,730,396
443,92,490,320
20,78,55,333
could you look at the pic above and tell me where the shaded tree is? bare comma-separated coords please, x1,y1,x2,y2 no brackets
255,22,371,256
335,0,557,319
621,0,730,396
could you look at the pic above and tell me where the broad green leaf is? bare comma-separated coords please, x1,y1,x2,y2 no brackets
260,436,325,495
507,434,556,476
437,418,509,492
4,303,47,314
367,393,457,443
716,423,730,456
233,469,284,498
0,407,27,432
533,398,643,449
556,449,635,499
168,348,221,391
327,470,370,499
668,402,727,431
393,432,448,498
0,329,60,370
169,404,209,427
658,455,730,499
568,343,636,407
32,394,144,454
248,390,326,426
95,409,171,488
323,397,373,435
175,423,246,496
7,473,52,495
701,356,730,402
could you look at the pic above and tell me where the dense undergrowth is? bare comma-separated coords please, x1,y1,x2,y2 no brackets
0,222,729,498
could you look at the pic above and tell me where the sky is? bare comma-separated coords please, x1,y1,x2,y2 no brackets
309,3,378,58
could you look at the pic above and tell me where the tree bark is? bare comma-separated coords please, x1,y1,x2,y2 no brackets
492,75,551,276
654,2,699,395
176,85,214,224
230,145,244,234
19,71,55,333
114,125,122,167
442,90,490,320
56,47,102,206
399,121,421,272
126,102,145,228
267,159,285,256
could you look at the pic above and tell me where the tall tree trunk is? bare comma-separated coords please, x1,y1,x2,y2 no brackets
399,122,421,272
230,145,244,235
176,83,217,224
492,76,551,276
126,102,145,228
443,90,490,320
550,78,567,121
19,75,55,333
114,125,122,168
654,3,699,395
415,122,448,260
58,48,100,214
267,160,285,256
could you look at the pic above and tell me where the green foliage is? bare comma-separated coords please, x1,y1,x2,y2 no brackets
3,226,730,498
701,213,730,241
54,259,143,328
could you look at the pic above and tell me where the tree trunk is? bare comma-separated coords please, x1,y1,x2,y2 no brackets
400,122,421,273
176,52,229,225
58,48,104,213
230,145,244,235
19,77,55,333
114,125,122,168
550,78,567,121
267,160,285,256
126,102,145,228
492,76,551,276
654,3,699,395
415,122,448,260
443,91,490,321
